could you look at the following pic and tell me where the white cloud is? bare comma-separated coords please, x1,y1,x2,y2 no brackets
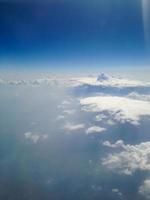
31,121,38,126
102,140,150,175
57,101,72,110
86,126,106,134
80,96,150,125
57,115,65,120
91,185,102,191
24,132,40,143
42,134,48,139
1,74,150,93
24,132,48,143
57,105,66,109
8,80,27,85
73,73,150,88
106,119,116,125
1,78,53,86
95,114,107,121
63,109,76,115
139,179,150,199
31,78,52,85
112,188,123,197
64,123,85,131
103,140,124,148
62,101,71,105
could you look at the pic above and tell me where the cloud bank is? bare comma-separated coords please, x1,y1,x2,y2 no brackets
102,140,150,175
80,96,150,125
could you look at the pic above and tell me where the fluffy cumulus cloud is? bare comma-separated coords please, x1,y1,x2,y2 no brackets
102,140,150,175
86,126,106,134
80,96,150,125
24,132,48,143
103,140,124,148
74,73,150,88
139,179,150,199
64,122,85,131
112,188,123,197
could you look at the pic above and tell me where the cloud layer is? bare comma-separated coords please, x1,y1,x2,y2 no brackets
102,140,150,175
80,96,150,125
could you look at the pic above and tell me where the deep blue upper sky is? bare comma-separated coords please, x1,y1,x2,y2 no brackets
0,0,149,70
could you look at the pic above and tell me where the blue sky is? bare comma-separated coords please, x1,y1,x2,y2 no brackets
0,0,149,71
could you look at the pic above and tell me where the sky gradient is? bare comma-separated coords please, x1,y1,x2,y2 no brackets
0,0,150,70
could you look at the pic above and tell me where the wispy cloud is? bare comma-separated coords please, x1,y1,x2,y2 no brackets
64,122,85,131
24,132,48,143
86,126,106,134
